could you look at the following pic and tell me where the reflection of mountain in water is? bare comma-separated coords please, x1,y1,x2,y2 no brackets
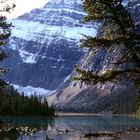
54,116,140,132
7,116,140,133
4,116,140,140
6,117,55,130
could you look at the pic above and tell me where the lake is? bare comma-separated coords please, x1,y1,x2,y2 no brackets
3,115,140,140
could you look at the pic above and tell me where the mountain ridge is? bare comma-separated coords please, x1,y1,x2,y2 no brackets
2,0,96,91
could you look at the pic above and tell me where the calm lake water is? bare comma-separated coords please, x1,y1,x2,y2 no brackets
4,115,140,140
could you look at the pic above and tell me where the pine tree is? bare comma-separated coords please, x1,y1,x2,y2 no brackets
0,0,15,87
74,0,140,86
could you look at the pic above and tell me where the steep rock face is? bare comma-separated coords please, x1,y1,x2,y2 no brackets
2,0,96,90
48,48,137,113
47,0,139,113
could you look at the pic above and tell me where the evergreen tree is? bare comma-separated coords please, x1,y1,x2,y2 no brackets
0,1,55,117
0,0,15,87
74,0,140,86
0,87,55,116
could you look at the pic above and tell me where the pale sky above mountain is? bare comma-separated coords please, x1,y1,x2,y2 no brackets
6,0,49,19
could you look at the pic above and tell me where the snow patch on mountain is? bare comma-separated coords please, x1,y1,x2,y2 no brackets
63,74,71,83
13,84,56,96
4,0,97,89
19,50,37,64
11,19,97,42
11,20,44,41
42,8,86,15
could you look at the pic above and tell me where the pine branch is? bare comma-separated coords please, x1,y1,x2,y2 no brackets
0,50,7,61
84,0,134,35
0,67,8,75
74,0,140,87
73,65,139,85
0,0,14,87
0,2,16,13
0,79,8,87
80,35,133,49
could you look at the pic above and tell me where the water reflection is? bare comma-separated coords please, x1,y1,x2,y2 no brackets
5,117,55,140
7,117,55,130
17,131,46,140
54,115,140,132
5,115,140,140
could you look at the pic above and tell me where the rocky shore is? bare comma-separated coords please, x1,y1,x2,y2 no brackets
0,120,140,140
47,127,140,140
0,125,39,139
83,127,140,140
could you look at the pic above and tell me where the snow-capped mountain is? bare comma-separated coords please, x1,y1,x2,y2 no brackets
2,0,96,90
13,84,56,96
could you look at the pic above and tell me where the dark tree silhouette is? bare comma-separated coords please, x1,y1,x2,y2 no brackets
73,0,140,112
0,0,15,87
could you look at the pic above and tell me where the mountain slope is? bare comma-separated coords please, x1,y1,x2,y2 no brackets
47,0,140,113
2,0,96,90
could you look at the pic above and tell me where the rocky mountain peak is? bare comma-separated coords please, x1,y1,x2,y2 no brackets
2,0,96,91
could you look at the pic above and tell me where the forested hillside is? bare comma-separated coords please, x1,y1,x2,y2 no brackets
0,84,55,116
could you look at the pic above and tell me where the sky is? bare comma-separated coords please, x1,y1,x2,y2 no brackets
5,0,49,19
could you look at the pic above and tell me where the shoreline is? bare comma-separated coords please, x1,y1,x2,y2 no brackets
56,112,137,117
0,115,140,140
